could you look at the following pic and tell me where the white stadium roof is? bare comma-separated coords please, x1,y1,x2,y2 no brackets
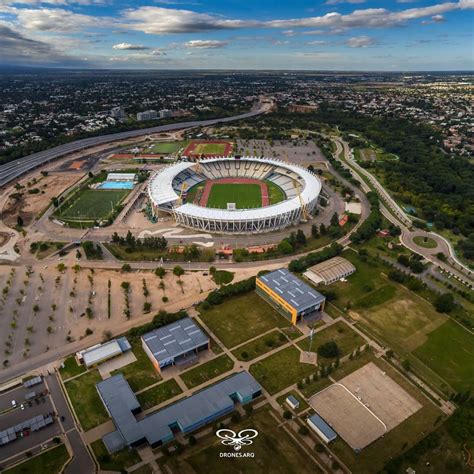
148,157,321,222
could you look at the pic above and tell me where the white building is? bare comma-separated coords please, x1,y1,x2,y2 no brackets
137,110,157,121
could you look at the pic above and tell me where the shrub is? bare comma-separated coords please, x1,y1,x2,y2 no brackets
317,341,339,358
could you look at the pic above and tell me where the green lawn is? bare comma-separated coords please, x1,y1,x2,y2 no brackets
180,354,234,389
136,379,183,410
198,292,291,348
207,183,262,209
354,284,397,309
265,180,286,204
184,408,323,474
91,440,141,472
150,141,185,154
413,320,474,392
232,329,288,361
111,340,161,392
5,444,69,474
64,370,109,431
212,270,234,285
193,143,228,155
59,356,86,380
249,346,316,395
413,235,438,249
298,321,365,359
58,189,129,221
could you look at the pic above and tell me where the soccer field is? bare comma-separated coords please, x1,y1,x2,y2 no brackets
206,183,262,209
150,141,186,154
59,189,129,221
193,143,228,155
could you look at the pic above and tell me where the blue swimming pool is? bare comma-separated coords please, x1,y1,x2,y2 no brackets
99,181,134,190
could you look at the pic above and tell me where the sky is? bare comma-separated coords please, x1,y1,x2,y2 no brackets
0,0,473,70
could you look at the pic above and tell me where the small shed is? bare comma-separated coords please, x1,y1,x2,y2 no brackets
285,395,300,410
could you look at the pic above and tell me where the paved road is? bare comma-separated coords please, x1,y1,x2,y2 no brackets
332,137,473,287
0,102,270,188
45,373,95,474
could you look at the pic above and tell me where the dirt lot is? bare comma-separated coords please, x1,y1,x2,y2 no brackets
309,362,421,450
0,264,219,370
2,172,83,226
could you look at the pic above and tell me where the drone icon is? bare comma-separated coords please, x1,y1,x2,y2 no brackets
216,429,259,451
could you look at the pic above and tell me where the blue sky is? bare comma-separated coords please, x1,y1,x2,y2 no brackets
0,0,472,69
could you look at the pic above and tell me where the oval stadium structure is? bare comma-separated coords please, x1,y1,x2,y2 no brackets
147,157,322,234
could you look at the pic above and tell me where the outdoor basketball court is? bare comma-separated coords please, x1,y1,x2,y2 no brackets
309,362,421,450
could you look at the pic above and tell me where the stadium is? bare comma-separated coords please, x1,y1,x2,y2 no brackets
147,156,322,234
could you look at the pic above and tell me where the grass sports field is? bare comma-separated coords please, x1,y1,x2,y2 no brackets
150,140,186,154
207,183,262,209
193,143,228,154
58,189,129,221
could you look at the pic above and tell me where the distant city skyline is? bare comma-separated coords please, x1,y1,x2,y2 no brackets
0,0,473,70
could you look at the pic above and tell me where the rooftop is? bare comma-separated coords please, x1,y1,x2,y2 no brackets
258,268,326,312
307,414,337,441
306,257,356,283
141,317,209,367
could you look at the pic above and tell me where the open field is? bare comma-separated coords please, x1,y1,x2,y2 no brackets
64,370,109,431
310,362,422,450
136,379,183,410
298,321,364,359
249,346,315,395
207,183,262,209
193,143,228,154
327,357,444,474
232,329,287,361
4,444,69,474
198,292,291,348
58,188,129,221
150,141,186,154
181,408,323,474
413,320,474,392
180,354,234,389
91,439,141,472
111,339,161,392
59,356,86,380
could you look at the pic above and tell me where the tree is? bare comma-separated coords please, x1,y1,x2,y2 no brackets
173,265,184,277
317,341,339,358
296,229,307,246
330,212,339,227
121,263,132,272
17,215,24,227
397,254,410,267
155,267,166,278
402,359,411,372
434,293,455,313
277,239,293,255
320,223,327,235
311,224,319,239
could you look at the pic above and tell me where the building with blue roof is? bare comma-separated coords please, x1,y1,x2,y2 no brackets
96,371,262,453
307,414,337,443
256,268,326,324
141,317,209,373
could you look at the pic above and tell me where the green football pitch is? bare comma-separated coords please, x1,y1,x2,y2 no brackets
193,143,228,155
206,183,262,209
59,189,129,221
150,141,186,154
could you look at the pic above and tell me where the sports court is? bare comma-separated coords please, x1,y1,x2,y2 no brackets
309,362,421,450
183,140,233,158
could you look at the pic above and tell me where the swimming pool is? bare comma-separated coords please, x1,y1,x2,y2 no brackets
99,181,134,190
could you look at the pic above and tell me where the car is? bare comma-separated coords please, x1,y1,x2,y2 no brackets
11,400,17,407
20,404,25,410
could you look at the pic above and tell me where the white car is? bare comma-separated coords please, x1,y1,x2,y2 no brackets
20,404,25,410
11,400,17,407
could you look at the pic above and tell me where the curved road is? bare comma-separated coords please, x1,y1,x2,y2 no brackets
0,102,271,187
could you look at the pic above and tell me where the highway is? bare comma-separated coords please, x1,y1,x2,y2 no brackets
0,104,268,188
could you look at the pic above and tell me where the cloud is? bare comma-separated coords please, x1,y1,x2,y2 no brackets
122,2,472,36
422,14,446,24
306,40,327,45
325,0,366,5
13,7,103,32
0,23,87,66
184,39,228,48
282,30,296,36
346,35,378,47
113,42,149,50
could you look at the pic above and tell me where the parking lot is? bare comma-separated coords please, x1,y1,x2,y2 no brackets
0,381,61,463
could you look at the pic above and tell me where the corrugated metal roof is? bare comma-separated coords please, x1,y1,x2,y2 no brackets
141,317,209,367
258,268,326,313
83,340,122,367
107,173,136,181
97,371,261,453
306,257,356,283
307,414,337,441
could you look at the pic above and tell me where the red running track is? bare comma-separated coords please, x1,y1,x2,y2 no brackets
199,177,269,207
